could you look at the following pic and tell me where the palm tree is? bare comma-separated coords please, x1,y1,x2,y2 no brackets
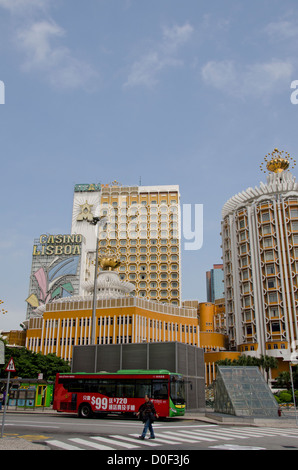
216,358,233,366
259,355,278,383
275,371,291,390
216,354,277,383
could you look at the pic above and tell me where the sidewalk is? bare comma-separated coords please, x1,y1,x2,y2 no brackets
0,437,49,450
0,406,56,450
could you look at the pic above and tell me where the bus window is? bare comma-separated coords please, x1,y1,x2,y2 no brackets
58,378,84,393
135,380,151,398
152,380,168,399
116,379,135,398
97,380,116,397
170,375,185,405
84,380,101,393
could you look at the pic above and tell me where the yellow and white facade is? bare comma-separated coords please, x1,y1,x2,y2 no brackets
72,182,181,305
221,149,298,370
25,297,198,363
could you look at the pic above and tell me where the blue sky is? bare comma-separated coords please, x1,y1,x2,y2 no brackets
1,0,298,331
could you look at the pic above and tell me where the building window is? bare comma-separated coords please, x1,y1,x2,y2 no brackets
264,237,273,248
240,244,248,254
263,224,271,235
243,282,250,294
267,279,276,289
291,209,298,218
269,307,279,318
269,292,278,303
261,212,270,222
272,322,280,332
242,269,249,280
241,256,248,267
266,264,275,275
265,250,274,261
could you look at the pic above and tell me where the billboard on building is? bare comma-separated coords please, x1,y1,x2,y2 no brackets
26,234,83,318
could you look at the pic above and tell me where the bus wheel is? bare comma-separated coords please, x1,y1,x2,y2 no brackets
78,403,93,419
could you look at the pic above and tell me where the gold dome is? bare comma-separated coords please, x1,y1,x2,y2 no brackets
260,148,296,174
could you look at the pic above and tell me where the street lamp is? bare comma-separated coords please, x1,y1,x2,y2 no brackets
289,359,298,426
89,216,107,345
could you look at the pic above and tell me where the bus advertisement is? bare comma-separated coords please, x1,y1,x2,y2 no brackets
53,369,185,418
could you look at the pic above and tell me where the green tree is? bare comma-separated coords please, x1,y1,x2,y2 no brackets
0,346,70,381
259,355,278,383
275,371,291,389
216,358,233,366
216,354,278,383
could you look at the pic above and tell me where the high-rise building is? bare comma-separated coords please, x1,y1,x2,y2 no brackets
206,264,224,302
221,149,298,371
71,182,181,305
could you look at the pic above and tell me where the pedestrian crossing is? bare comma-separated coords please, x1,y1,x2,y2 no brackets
44,425,298,450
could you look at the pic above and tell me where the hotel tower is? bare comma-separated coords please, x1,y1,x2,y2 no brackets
221,149,298,368
71,182,181,305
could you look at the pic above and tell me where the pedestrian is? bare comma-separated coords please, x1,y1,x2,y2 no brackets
137,394,158,440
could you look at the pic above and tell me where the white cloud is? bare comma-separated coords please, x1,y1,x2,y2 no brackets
124,22,194,88
0,1,98,90
201,60,238,91
17,20,98,90
265,20,298,40
161,23,194,52
201,58,294,100
0,0,48,14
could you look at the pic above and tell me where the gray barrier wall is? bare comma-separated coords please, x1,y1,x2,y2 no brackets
72,342,205,411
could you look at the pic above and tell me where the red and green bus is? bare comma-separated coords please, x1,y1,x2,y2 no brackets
53,369,185,418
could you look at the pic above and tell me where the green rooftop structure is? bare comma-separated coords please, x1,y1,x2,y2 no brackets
214,366,279,418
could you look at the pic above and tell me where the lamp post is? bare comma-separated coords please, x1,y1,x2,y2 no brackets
289,360,298,426
89,216,107,345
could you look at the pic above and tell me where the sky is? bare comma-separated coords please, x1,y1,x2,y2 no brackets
1,0,298,331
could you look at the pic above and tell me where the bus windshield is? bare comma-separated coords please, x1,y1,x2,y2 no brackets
170,375,185,405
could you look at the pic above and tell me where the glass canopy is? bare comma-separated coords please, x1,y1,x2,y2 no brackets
214,366,279,417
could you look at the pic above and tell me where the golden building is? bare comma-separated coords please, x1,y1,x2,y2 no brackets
221,149,298,378
197,301,239,385
71,182,181,305
182,300,240,385
25,298,198,362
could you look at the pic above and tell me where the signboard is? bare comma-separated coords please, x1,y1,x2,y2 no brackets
33,234,82,256
26,233,82,315
74,183,101,192
5,357,16,372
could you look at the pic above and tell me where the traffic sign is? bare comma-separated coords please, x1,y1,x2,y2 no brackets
5,357,16,372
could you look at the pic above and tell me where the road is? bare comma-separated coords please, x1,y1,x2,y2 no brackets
2,413,298,451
